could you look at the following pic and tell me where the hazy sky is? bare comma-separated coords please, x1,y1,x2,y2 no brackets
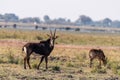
0,0,120,21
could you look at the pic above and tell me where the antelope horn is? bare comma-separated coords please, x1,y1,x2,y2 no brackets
53,29,56,37
50,29,53,36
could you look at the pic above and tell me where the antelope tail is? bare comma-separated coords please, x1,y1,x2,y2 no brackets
22,46,27,54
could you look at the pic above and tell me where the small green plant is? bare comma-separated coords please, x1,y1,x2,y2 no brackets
6,48,19,64
7,53,19,64
52,65,60,71
117,70,120,75
8,53,14,63
91,67,107,74
76,52,87,62
107,61,120,74
0,58,5,63
67,62,74,67
112,64,120,74
32,63,38,69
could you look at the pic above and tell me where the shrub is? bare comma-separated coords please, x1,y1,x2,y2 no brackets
65,27,71,30
75,28,80,31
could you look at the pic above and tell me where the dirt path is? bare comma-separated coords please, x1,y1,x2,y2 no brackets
0,39,119,50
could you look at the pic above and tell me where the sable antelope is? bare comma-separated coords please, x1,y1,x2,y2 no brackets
89,49,107,68
22,29,58,69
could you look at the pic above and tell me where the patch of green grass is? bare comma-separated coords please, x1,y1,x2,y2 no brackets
91,67,107,74
52,65,61,71
67,62,74,67
0,29,120,79
32,63,38,69
107,61,120,74
1,29,120,46
75,52,87,62
6,48,19,64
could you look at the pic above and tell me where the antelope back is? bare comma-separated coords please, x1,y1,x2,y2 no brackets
89,49,105,59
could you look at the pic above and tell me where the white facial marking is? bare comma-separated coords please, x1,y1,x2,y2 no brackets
50,39,53,46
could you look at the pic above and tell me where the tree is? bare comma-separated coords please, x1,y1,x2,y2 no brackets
75,15,93,26
111,20,120,27
0,14,4,21
101,18,112,27
4,13,19,22
43,15,51,23
52,18,66,24
32,17,41,23
20,17,40,23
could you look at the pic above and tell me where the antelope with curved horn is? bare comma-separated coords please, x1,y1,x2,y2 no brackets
22,29,58,69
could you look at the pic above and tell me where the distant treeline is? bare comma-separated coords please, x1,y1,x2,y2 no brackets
0,13,120,27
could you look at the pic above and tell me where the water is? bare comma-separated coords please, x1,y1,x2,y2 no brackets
1,25,120,34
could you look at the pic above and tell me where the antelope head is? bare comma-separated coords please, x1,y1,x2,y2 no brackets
48,29,58,47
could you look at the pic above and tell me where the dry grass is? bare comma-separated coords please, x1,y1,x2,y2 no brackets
0,29,119,79
0,47,120,80
0,28,120,46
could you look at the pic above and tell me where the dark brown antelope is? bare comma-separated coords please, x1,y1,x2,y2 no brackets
89,49,107,68
22,29,58,69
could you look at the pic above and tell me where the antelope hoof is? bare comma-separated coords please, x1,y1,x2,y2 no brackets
24,67,26,69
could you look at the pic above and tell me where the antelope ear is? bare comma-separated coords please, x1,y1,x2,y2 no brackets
55,36,59,39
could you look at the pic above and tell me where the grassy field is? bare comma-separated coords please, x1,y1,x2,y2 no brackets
0,29,120,80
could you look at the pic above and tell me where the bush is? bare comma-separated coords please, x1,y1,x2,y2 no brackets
65,27,71,30
75,28,80,31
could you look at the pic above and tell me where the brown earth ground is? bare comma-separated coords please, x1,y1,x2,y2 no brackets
0,39,120,80
0,39,120,50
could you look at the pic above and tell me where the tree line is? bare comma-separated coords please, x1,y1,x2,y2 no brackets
0,13,120,27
